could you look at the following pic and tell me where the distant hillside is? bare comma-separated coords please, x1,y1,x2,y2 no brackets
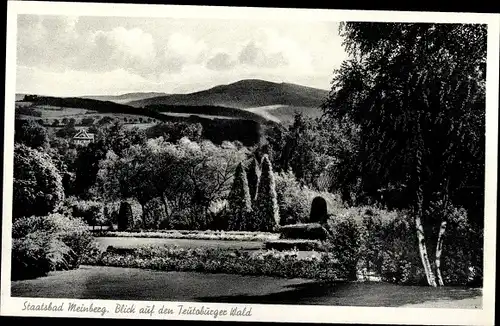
127,79,329,110
15,94,27,101
146,104,271,125
82,92,168,104
20,95,280,127
21,95,146,115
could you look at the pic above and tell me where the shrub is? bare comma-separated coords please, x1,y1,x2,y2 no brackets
253,155,280,231
11,232,71,280
324,214,362,280
64,197,105,228
11,213,95,280
274,169,342,225
206,199,229,231
117,201,133,231
441,206,483,286
143,198,167,229
310,196,328,224
378,216,425,285
274,170,309,225
13,143,65,220
279,223,332,240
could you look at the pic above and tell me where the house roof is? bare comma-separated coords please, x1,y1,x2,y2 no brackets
73,130,95,140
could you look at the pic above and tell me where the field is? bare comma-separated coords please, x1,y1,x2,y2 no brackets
160,112,237,120
246,105,323,125
16,103,161,127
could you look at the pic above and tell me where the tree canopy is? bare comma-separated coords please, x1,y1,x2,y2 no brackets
322,22,486,215
322,22,486,287
13,143,65,219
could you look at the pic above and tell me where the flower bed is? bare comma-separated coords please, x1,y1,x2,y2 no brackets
264,239,325,251
92,230,280,242
83,245,352,281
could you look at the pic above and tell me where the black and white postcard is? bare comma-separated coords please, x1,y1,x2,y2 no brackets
1,1,498,325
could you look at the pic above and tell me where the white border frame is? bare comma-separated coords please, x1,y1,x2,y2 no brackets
2,2,499,325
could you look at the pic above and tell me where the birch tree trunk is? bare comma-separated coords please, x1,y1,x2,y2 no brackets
415,133,438,287
435,219,447,286
415,208,437,287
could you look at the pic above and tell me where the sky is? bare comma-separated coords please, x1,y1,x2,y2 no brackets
16,15,348,96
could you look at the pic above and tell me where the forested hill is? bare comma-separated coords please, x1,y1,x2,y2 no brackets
126,79,329,109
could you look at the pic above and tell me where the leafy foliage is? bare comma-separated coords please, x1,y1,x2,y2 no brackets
322,22,486,286
15,119,49,150
73,122,147,196
274,169,341,225
322,22,486,216
12,213,95,280
324,215,362,280
64,197,106,228
13,144,65,220
145,121,203,142
96,137,249,230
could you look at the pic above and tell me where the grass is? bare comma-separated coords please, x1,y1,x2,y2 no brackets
93,229,280,241
94,236,265,251
11,265,482,308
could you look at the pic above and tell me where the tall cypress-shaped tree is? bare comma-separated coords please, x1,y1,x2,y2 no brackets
254,155,280,231
246,157,260,201
227,162,252,231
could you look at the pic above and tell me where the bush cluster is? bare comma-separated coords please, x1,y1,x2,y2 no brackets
11,213,97,280
274,169,342,225
64,197,105,228
324,206,482,286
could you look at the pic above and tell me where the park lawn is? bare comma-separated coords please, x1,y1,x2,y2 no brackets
94,236,266,251
11,265,482,308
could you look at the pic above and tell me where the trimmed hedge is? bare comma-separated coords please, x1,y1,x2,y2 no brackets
278,223,331,240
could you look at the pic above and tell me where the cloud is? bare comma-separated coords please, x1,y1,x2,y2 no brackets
15,16,346,95
17,65,156,96
17,15,83,71
165,32,207,63
235,28,313,72
238,41,286,68
206,52,235,71
83,27,157,75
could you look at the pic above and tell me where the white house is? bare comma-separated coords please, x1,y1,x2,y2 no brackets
73,130,95,146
